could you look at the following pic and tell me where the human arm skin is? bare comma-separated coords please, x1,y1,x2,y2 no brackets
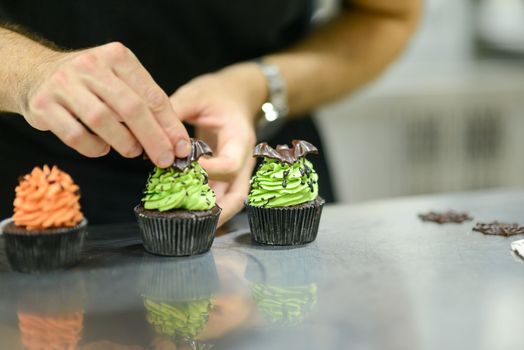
264,0,421,116
266,0,421,116
0,27,190,167
170,0,421,225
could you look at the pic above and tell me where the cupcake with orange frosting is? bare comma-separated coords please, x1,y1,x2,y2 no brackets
1,165,87,272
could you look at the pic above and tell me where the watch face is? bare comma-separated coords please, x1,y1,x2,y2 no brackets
262,102,279,122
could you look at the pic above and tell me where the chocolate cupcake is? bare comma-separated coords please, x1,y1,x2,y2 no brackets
134,139,221,256
1,165,87,273
245,140,325,245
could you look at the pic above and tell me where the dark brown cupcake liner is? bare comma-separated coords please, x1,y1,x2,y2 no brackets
1,219,88,273
134,205,221,256
245,197,325,246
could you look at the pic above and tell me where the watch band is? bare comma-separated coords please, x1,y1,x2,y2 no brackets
255,58,289,124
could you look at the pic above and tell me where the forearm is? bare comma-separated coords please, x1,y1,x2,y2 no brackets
267,0,419,115
271,0,420,116
215,0,420,120
0,26,57,114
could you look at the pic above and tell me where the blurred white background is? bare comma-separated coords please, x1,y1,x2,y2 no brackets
316,0,524,203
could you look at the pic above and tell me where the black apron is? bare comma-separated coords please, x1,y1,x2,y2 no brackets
0,1,335,224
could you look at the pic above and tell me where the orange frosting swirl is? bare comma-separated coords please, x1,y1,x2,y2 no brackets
18,311,84,350
13,165,84,231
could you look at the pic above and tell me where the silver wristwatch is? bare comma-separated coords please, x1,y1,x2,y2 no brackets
255,59,289,132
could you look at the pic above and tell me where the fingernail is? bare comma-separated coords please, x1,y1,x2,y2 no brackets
158,150,174,168
130,143,142,157
176,139,191,158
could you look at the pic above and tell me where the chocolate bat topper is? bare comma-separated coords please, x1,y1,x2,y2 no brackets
253,140,318,164
173,139,213,171
142,139,213,170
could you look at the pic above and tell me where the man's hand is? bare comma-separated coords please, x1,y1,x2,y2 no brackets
21,42,191,167
170,63,266,226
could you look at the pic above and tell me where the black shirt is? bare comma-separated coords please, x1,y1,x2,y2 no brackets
0,1,334,223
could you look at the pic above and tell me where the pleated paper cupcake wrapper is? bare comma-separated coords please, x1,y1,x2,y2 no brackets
245,197,325,246
138,252,220,301
2,219,88,273
135,207,221,256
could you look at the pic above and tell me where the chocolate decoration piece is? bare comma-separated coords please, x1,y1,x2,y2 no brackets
511,239,524,259
253,140,318,164
418,211,473,224
173,139,213,171
473,221,524,237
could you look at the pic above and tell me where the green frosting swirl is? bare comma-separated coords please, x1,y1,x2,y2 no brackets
251,283,317,327
144,298,212,340
142,162,216,211
248,157,318,207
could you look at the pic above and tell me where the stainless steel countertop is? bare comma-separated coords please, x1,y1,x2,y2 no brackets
1,189,524,350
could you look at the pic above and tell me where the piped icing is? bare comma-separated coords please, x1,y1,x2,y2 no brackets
248,140,319,208
13,165,84,231
142,163,216,211
142,139,216,211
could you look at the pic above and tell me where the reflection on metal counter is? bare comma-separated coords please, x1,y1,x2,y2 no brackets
245,246,322,328
15,274,86,350
1,190,524,349
139,253,219,349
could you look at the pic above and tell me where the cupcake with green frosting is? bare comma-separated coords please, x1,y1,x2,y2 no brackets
245,140,325,245
134,139,221,256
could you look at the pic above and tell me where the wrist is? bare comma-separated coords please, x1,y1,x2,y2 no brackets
216,62,268,125
14,47,64,115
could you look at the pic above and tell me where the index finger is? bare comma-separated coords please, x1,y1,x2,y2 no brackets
101,42,191,158
84,70,175,168
216,158,255,227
